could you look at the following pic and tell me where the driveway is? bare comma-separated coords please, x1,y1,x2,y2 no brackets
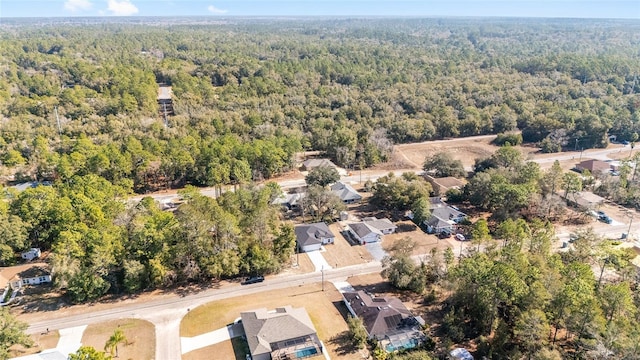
11,325,86,360
181,323,244,354
364,242,387,261
306,249,333,272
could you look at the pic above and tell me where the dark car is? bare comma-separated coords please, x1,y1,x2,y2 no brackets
438,230,452,239
241,276,265,285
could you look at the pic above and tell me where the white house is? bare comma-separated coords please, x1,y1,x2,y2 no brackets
7,265,52,290
294,222,335,252
347,217,397,245
363,217,397,234
347,222,383,244
21,248,41,261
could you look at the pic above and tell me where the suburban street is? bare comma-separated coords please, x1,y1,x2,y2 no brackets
23,260,384,359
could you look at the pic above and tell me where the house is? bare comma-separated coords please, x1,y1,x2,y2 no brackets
240,306,323,360
424,175,466,196
301,159,337,171
343,290,426,352
0,263,52,292
330,182,362,203
346,222,383,244
21,248,41,261
570,191,605,210
424,206,466,234
428,196,447,210
346,218,397,245
363,217,397,234
294,222,335,252
449,348,474,360
272,192,305,210
575,159,611,174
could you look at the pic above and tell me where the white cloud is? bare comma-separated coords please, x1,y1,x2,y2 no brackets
107,0,139,16
207,5,228,14
64,0,92,12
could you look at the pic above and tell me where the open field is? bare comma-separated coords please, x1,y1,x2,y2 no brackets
180,282,363,360
9,330,60,358
81,319,155,360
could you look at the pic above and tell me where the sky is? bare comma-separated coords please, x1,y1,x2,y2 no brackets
0,0,638,19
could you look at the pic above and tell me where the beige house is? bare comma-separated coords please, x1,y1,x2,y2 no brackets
241,306,323,360
424,175,466,196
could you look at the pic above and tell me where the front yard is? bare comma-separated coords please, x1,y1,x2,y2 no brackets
180,282,364,360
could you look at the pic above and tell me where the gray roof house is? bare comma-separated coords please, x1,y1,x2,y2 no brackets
347,218,397,245
347,222,384,244
294,222,335,252
272,193,305,210
424,205,466,234
330,182,362,203
343,290,425,353
301,159,337,171
240,306,323,360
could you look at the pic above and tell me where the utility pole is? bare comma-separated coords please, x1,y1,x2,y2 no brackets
626,211,634,241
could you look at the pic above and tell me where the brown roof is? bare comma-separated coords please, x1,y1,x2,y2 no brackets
344,290,413,338
576,159,611,173
0,262,50,288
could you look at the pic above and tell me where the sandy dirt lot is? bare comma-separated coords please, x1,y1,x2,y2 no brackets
324,222,375,267
392,135,538,170
81,318,155,360
9,330,59,358
180,283,363,360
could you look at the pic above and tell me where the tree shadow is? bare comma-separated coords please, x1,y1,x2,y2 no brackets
327,330,360,356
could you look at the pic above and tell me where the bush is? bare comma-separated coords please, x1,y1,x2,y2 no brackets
493,133,523,146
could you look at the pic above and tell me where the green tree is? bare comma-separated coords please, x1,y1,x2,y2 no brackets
0,307,33,360
346,315,367,350
69,346,112,360
304,165,340,187
423,152,466,178
514,309,550,359
104,328,127,358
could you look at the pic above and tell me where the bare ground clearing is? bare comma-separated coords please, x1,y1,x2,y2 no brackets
9,330,59,358
81,318,155,360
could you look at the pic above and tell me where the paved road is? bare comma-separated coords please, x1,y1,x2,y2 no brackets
23,261,384,359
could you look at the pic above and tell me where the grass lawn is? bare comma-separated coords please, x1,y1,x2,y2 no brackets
9,330,60,358
81,318,155,360
181,282,363,360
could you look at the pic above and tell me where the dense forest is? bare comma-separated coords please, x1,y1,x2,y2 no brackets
0,18,639,192
1,17,640,359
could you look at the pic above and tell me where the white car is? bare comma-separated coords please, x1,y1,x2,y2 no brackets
455,234,466,241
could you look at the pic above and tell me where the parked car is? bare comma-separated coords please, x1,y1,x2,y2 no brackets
438,230,452,239
599,214,613,224
569,234,579,243
241,276,265,285
455,233,466,241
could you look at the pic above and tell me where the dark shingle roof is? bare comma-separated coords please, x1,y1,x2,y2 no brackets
344,290,413,338
294,222,335,247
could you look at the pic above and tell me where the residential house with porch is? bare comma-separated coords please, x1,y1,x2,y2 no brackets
241,306,324,360
343,290,426,353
